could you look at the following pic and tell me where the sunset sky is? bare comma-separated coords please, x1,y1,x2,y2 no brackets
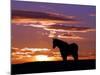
11,0,96,64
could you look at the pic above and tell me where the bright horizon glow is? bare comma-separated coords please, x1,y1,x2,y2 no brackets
35,55,49,61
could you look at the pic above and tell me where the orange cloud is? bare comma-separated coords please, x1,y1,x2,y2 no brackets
21,47,51,51
45,24,95,32
58,35,84,40
22,23,95,33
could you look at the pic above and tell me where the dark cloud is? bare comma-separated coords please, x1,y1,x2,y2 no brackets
12,10,77,21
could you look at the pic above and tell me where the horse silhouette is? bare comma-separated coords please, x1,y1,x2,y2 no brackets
53,38,78,61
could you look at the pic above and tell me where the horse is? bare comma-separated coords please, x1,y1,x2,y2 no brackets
53,38,78,61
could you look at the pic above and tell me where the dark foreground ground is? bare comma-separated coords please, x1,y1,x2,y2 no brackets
11,60,96,74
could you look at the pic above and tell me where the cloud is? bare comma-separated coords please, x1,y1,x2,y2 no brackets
12,17,79,25
48,31,84,39
48,31,57,38
21,47,51,51
12,10,80,25
22,23,95,39
89,13,96,17
11,47,95,64
12,10,77,21
23,23,95,33
58,35,84,39
12,18,57,25
45,24,95,32
12,47,20,52
24,24,46,28
11,47,62,64
12,47,19,50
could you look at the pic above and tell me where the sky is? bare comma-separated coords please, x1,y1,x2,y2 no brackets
11,0,96,64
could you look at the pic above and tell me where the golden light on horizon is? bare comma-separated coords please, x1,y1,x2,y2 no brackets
34,55,62,61
35,55,49,61
11,47,96,64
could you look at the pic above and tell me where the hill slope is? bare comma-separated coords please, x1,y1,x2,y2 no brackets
11,60,96,74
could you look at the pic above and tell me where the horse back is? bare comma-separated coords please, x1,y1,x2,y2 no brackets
69,43,78,51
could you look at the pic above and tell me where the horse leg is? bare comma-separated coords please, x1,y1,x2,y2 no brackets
72,52,78,61
61,52,67,61
62,55,67,61
59,49,67,61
